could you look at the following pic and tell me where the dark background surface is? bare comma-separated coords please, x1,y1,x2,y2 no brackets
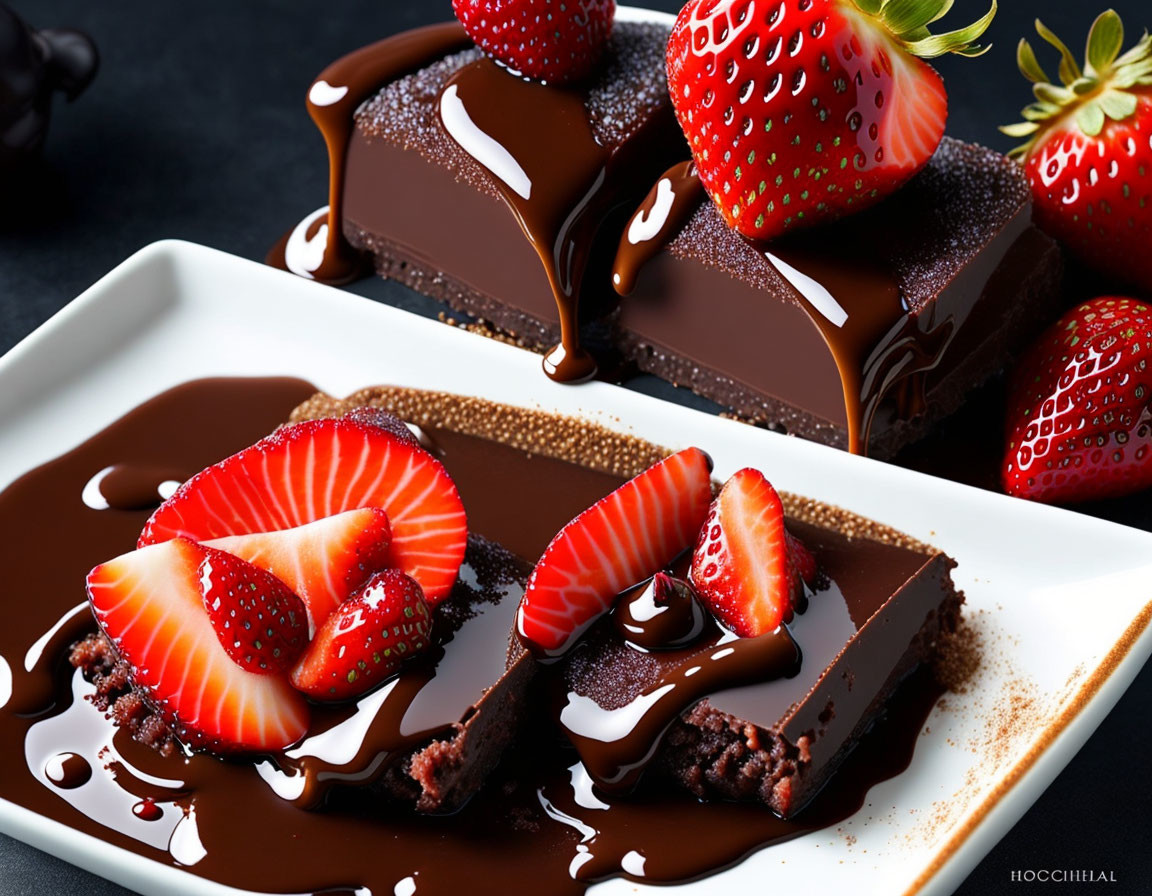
1,1,1150,894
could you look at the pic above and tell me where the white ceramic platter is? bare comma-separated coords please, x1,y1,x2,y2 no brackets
1,241,1150,896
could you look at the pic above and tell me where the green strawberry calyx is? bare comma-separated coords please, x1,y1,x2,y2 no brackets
848,0,997,59
1001,10,1152,159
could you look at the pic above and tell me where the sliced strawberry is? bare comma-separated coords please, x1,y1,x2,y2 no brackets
139,412,466,606
291,569,433,701
206,507,392,635
197,544,308,675
516,447,713,659
86,538,310,751
690,469,800,638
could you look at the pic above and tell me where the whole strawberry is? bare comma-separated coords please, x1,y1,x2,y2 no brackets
666,0,995,241
1001,12,1152,293
452,0,616,85
1003,296,1152,504
198,544,308,675
291,569,433,701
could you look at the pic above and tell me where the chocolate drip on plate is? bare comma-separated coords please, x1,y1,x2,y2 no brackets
0,378,948,895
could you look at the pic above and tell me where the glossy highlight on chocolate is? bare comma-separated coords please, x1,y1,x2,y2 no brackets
0,377,950,895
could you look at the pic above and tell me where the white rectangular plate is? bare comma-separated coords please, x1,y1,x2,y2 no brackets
1,241,1150,896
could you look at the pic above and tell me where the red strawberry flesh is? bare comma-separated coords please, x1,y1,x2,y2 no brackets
517,446,713,659
690,468,799,637
86,538,310,752
139,413,466,606
206,507,392,635
291,569,434,702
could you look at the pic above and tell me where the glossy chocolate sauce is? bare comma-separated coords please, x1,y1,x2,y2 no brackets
267,23,472,283
436,60,605,383
611,573,707,652
0,378,944,895
614,163,960,455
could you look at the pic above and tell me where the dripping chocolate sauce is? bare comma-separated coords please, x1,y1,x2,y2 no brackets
0,377,945,895
613,163,957,455
438,57,603,383
267,23,472,284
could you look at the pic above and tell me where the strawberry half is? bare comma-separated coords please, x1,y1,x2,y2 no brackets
452,0,616,85
87,538,310,751
1004,296,1152,504
690,469,804,637
139,411,466,606
197,544,308,675
516,447,713,659
1001,11,1152,293
206,507,392,635
291,569,433,701
666,0,994,241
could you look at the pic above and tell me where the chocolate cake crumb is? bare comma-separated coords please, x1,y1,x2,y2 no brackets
932,615,982,694
69,633,181,758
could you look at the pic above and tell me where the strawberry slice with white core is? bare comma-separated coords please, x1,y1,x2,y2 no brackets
206,507,392,635
517,447,713,659
139,411,466,606
86,538,310,752
690,469,799,638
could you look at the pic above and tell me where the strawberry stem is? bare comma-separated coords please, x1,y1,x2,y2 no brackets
1001,10,1152,158
851,0,997,59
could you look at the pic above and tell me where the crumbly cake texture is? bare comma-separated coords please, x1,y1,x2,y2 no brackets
658,573,961,815
355,22,673,201
665,138,1034,313
71,536,536,814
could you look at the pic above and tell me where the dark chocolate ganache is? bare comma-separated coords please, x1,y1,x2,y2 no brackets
267,23,472,285
614,163,968,456
0,377,944,895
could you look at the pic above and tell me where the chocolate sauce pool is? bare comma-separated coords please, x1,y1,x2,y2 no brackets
0,377,942,895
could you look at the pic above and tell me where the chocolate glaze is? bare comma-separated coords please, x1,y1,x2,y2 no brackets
612,573,707,652
612,161,702,297
438,59,609,382
615,162,959,454
613,141,1060,457
44,751,91,789
0,378,947,894
267,23,472,283
561,620,802,794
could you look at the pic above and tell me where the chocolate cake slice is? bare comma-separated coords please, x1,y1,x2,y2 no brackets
71,387,643,814
71,535,534,814
339,20,686,378
612,139,1064,458
557,497,962,818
